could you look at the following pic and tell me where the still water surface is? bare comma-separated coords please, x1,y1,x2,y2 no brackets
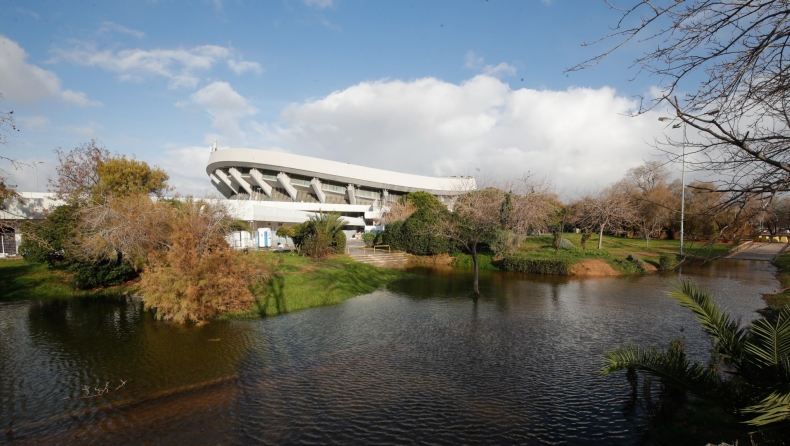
0,260,779,444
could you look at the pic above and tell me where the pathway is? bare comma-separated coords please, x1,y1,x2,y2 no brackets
725,242,787,261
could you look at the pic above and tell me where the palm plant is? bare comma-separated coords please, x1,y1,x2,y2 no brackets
301,212,347,260
601,280,790,426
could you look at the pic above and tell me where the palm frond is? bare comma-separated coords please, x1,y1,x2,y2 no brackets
744,307,790,370
666,280,747,363
601,343,720,398
742,390,790,426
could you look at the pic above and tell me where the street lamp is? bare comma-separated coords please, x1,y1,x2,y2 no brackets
659,117,686,256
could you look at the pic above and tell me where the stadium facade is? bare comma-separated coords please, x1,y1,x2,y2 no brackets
206,147,476,235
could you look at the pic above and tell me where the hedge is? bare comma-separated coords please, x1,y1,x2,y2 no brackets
659,253,680,271
501,256,571,275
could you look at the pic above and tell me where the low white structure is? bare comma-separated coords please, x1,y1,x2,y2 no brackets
0,192,66,256
206,148,476,233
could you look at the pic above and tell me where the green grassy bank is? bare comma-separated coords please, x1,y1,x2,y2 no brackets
449,234,732,275
2,254,409,319
767,251,790,309
235,252,410,318
0,258,134,301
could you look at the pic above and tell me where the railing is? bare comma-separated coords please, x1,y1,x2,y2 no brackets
346,244,391,254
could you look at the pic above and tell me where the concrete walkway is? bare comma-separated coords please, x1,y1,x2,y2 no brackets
725,242,787,261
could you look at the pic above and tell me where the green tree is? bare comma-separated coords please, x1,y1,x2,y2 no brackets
601,280,790,427
18,204,80,265
94,156,170,199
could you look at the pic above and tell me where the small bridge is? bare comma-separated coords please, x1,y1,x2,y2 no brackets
725,242,788,261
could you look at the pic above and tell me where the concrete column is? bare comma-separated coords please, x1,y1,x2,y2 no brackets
311,178,326,203
214,169,238,194
228,167,253,195
277,172,298,201
347,184,356,205
210,173,234,198
248,168,273,197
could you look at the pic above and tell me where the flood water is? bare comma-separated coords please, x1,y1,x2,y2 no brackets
0,259,780,444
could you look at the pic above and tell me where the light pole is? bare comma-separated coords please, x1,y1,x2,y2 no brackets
659,117,686,255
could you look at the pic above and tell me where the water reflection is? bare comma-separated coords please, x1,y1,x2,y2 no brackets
0,260,779,444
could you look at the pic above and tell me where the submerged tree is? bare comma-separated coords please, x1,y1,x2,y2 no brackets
601,280,790,427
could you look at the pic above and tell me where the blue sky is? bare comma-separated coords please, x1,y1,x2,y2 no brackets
1,0,680,195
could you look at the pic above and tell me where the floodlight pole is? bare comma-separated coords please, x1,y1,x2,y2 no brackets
658,117,686,256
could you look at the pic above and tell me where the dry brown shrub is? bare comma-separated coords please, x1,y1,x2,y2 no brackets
139,199,267,323
383,199,417,223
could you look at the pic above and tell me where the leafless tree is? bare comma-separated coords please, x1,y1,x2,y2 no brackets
623,161,676,246
49,139,110,203
575,185,637,249
570,1,790,210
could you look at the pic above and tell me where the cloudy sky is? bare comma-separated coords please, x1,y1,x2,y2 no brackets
0,0,684,196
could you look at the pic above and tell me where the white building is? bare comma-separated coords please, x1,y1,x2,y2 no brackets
206,147,476,235
0,192,66,256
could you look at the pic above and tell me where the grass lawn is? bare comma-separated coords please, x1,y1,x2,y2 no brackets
451,233,733,274
0,258,135,301
233,251,411,318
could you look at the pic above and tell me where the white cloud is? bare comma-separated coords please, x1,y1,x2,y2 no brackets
51,43,262,89
97,21,146,39
0,35,99,106
304,0,334,9
252,75,667,194
156,145,215,195
62,122,101,137
16,115,50,131
61,89,103,107
464,51,516,78
179,81,257,139
228,59,263,75
14,8,40,19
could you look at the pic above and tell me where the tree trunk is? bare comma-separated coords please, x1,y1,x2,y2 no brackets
598,225,604,250
645,232,649,248
472,244,480,296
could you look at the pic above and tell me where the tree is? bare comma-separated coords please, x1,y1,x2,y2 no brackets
139,199,265,324
601,280,790,427
0,94,20,216
94,156,170,199
623,161,675,247
574,185,636,249
571,0,790,211
49,139,110,203
437,188,505,295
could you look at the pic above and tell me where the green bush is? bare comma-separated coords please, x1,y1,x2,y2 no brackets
501,256,571,275
627,253,648,272
659,253,680,271
380,208,453,255
67,260,137,289
580,231,592,250
19,204,79,266
487,229,522,257
333,230,346,254
362,232,376,247
449,253,499,270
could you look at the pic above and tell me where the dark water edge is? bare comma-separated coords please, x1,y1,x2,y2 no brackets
0,259,779,445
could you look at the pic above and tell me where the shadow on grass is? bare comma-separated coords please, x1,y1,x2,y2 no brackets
253,259,408,317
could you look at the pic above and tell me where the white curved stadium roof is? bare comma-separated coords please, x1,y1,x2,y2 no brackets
206,148,476,195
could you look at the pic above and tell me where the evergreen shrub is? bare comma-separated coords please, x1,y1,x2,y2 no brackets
68,260,137,289
362,232,376,247
659,253,680,271
501,256,571,275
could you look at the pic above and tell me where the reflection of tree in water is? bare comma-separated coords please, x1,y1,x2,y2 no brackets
26,297,254,399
